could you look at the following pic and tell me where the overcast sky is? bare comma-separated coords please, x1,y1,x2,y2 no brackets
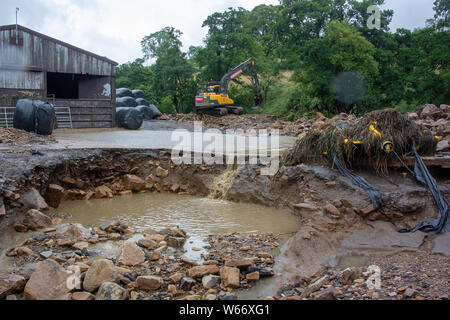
0,0,436,65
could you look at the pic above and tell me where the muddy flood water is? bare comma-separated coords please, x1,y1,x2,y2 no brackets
46,193,301,263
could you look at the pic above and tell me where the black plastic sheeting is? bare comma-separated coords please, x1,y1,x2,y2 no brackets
331,152,383,211
116,107,143,130
116,88,133,98
13,99,55,136
399,146,450,234
116,96,137,108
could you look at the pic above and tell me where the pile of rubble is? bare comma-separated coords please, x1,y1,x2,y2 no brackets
0,128,56,146
0,209,279,300
275,250,449,300
408,104,450,153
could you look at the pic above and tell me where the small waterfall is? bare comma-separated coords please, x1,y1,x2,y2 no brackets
209,164,244,200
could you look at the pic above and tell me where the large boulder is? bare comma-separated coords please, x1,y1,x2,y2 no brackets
418,104,441,119
23,209,52,231
24,259,72,300
94,185,113,199
95,282,127,300
135,98,150,106
0,274,26,299
83,259,119,292
20,188,49,210
116,241,146,266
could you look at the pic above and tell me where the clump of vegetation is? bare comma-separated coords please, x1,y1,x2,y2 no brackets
283,109,437,175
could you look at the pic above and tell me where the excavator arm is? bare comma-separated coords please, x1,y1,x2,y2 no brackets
219,58,264,107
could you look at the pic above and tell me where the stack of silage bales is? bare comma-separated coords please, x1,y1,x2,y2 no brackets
115,88,161,124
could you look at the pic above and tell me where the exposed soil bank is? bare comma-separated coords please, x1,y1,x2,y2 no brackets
0,147,449,300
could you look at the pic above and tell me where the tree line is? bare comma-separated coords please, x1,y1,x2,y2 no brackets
116,0,449,119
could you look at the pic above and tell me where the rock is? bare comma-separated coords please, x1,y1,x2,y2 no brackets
202,275,220,289
17,246,35,256
180,277,196,291
0,198,5,218
258,252,272,259
186,265,220,278
123,175,146,192
166,236,186,248
314,288,339,300
40,251,53,259
44,184,64,208
150,246,166,261
83,259,119,292
156,166,169,179
224,258,253,268
338,268,357,285
20,188,49,210
0,274,26,299
94,185,113,199
71,291,95,300
246,271,260,282
72,241,88,251
206,294,217,300
14,223,28,232
24,259,71,300
219,293,238,300
170,184,180,193
404,288,417,298
137,238,158,249
170,272,184,283
293,203,319,211
359,204,376,216
181,257,198,266
325,203,341,217
136,276,163,291
23,209,52,230
419,104,441,118
96,282,127,300
116,241,146,266
437,139,449,152
220,267,240,288
64,223,91,240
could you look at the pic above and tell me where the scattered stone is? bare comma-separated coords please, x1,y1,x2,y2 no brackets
360,204,376,216
325,203,341,218
72,241,88,251
246,271,260,282
40,251,53,259
138,238,158,249
156,166,169,179
96,282,127,300
224,258,253,268
72,291,95,300
116,241,146,266
0,198,5,217
14,223,28,233
24,259,71,300
339,268,357,285
202,275,220,289
170,272,184,283
180,277,196,291
64,223,91,240
17,246,35,256
314,288,339,300
220,267,240,288
136,276,163,291
166,236,186,248
186,265,220,278
83,259,119,292
0,274,26,299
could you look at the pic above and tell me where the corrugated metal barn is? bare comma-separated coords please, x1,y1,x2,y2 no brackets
0,24,118,128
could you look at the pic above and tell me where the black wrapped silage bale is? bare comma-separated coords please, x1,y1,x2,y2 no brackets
135,98,150,106
116,96,137,108
13,99,55,135
149,104,162,118
135,105,154,120
116,107,143,130
132,90,145,99
116,88,133,98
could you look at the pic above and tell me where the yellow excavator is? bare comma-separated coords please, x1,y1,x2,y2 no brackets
195,58,264,116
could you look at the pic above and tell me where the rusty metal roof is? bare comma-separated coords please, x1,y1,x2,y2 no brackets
0,24,118,66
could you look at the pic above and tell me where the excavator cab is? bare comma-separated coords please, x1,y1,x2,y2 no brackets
195,58,264,116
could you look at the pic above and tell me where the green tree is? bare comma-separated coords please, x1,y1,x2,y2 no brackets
141,27,197,113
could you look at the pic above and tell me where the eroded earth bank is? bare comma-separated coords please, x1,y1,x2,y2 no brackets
0,144,448,300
